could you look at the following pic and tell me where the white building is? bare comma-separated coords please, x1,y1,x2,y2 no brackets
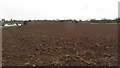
4,23,17,26
2,21,24,27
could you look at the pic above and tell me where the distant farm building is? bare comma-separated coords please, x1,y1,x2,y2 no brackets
2,21,24,27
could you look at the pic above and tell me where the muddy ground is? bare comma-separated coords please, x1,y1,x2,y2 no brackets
2,23,118,66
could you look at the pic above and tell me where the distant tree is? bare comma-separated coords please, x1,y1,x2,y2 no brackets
10,19,13,21
2,19,5,22
90,19,97,23
24,21,28,25
73,19,78,23
28,20,31,22
116,18,120,23
118,18,120,23
79,20,82,22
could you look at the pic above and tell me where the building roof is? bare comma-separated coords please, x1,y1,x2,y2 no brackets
2,21,24,25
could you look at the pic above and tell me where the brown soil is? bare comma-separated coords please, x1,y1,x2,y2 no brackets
2,23,118,66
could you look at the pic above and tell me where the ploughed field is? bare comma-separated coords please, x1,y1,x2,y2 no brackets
2,23,118,66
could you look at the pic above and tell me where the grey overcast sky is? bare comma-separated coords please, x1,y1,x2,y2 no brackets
0,0,119,20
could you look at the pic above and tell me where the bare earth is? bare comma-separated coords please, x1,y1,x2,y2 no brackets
2,23,118,66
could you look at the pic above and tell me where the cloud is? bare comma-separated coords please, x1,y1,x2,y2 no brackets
0,0,119,20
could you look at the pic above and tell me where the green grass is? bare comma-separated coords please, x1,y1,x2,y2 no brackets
0,26,17,28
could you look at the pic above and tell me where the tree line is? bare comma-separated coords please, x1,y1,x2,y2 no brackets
1,18,120,24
